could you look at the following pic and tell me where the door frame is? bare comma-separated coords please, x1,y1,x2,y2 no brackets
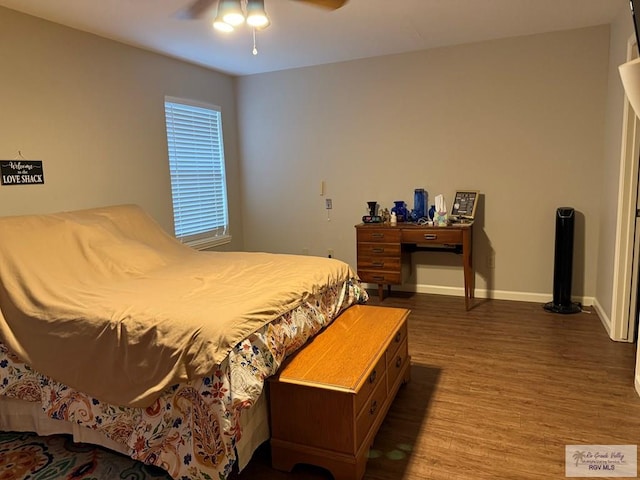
611,35,640,342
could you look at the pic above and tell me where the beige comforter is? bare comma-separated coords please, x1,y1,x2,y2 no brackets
0,204,357,407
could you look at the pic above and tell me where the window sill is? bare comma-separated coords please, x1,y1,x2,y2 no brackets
184,234,232,251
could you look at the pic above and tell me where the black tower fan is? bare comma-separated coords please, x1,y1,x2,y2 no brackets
543,207,581,314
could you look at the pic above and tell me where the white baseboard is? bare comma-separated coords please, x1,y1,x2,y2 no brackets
363,283,595,307
591,297,613,337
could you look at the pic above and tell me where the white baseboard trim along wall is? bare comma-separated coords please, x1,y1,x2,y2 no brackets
591,298,612,338
363,282,595,308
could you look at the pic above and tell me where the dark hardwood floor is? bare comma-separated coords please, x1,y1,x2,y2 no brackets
234,292,640,480
4,293,638,479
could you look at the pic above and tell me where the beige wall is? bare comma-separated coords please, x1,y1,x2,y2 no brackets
595,6,635,323
0,5,616,303
0,7,244,250
237,26,611,302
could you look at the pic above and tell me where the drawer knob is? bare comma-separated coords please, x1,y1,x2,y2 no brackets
369,399,378,415
369,370,377,384
372,275,384,281
395,356,402,368
372,248,385,253
372,262,384,268
395,331,402,343
372,233,384,239
424,234,437,240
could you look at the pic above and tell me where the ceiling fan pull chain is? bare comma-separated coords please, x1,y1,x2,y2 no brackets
252,27,258,55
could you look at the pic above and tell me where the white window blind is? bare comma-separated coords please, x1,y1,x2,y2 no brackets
164,97,230,248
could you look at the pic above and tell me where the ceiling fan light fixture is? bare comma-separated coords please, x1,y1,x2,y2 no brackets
246,0,270,28
213,18,234,32
218,0,245,26
185,0,350,55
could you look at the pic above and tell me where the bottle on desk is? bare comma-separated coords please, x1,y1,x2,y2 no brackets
390,212,397,226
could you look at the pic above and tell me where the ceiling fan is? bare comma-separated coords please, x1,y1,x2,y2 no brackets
178,0,348,55
179,0,349,21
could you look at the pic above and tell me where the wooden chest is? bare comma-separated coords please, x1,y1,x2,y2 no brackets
269,305,411,480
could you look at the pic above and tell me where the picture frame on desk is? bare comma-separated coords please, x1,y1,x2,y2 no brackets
451,190,479,220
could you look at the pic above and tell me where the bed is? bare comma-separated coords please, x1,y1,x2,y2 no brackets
0,204,368,479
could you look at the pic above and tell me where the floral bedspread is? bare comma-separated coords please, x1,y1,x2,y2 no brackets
0,279,368,480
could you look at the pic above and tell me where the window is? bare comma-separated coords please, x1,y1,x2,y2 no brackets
164,97,230,249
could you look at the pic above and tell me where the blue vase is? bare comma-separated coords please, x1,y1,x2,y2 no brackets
391,201,408,222
412,189,427,220
428,205,436,221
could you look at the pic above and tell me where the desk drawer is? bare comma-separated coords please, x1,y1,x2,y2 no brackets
357,255,401,270
401,229,462,245
357,229,401,243
358,270,402,285
357,243,401,258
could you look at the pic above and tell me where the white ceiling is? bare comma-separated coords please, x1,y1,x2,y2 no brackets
0,0,631,76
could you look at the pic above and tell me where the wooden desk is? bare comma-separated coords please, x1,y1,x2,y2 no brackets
355,222,474,309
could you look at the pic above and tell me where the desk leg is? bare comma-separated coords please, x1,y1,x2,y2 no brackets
462,228,474,310
376,284,391,301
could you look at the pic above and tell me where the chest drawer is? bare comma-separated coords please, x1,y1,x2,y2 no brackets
355,371,388,448
401,228,462,245
386,339,408,393
385,322,407,361
355,355,386,414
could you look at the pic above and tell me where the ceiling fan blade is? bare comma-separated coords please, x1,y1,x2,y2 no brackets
175,0,218,19
291,0,349,10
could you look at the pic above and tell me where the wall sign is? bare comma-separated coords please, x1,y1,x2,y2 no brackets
0,160,45,185
451,190,479,220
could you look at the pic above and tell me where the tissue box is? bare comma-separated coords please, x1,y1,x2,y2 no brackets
435,212,448,226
